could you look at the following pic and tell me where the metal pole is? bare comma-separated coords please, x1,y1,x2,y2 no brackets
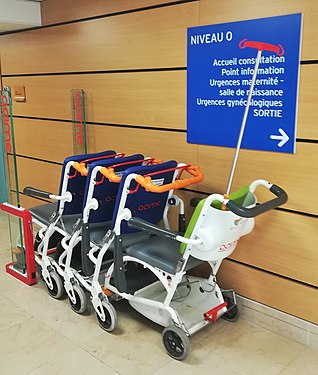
226,50,263,195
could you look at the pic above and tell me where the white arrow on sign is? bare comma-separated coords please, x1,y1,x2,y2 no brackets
270,128,289,147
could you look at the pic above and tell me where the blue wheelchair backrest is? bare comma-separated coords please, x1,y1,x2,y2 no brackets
111,160,178,234
58,150,117,215
83,154,145,224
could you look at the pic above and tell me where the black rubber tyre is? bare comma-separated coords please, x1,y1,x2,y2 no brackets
162,325,190,361
222,295,240,322
68,284,88,314
34,232,42,253
36,262,43,280
96,301,117,332
45,270,64,299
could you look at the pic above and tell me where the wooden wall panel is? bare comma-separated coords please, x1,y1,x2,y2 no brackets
170,190,318,287
19,194,49,210
41,0,180,25
3,71,186,129
297,65,318,140
197,142,318,215
218,260,318,324
10,157,62,196
7,156,21,198
14,118,73,163
0,0,317,324
199,0,318,61
90,125,198,166
0,2,199,74
231,210,318,286
3,65,316,137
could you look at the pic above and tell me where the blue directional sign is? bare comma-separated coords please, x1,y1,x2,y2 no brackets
187,14,302,153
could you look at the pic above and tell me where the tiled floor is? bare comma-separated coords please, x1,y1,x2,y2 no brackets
0,212,318,375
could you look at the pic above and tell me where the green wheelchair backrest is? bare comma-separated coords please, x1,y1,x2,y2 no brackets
180,186,250,254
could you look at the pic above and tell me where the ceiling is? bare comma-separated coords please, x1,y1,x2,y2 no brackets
0,0,42,34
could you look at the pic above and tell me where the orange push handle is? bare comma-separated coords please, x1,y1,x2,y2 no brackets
100,167,121,183
148,159,164,165
72,162,88,176
99,159,164,183
135,165,204,193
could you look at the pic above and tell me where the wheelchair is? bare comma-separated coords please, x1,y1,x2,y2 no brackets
23,149,124,297
100,177,287,360
60,159,203,330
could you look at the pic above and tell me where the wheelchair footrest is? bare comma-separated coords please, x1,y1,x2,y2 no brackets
203,302,227,323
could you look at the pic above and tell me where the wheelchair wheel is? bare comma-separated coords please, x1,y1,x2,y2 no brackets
222,294,240,322
68,284,88,314
96,301,117,332
162,325,190,361
35,262,43,280
45,270,64,299
34,232,42,253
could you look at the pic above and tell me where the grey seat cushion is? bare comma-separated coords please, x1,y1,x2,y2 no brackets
29,203,81,235
29,202,58,226
81,225,150,277
126,236,202,274
87,222,112,246
60,214,82,233
89,223,150,250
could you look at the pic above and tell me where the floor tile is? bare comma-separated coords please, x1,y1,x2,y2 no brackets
278,347,318,375
239,296,313,347
154,319,307,375
83,300,171,375
2,279,104,344
0,213,317,375
0,317,76,375
25,347,118,375
0,293,33,332
0,270,27,293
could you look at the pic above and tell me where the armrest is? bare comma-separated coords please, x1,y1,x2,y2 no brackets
128,217,202,246
128,217,177,240
23,186,72,202
23,186,52,199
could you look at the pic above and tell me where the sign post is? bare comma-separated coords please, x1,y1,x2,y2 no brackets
226,39,285,193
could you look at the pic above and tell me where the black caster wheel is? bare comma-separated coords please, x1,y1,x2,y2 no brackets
222,294,241,322
96,301,117,332
68,284,88,314
162,325,190,361
36,262,44,280
34,232,43,253
45,270,64,299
